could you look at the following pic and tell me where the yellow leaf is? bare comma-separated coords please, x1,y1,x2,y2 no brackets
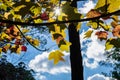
84,30,93,38
112,15,119,22
99,23,111,31
13,5,26,12
34,19,42,23
30,6,41,16
87,21,98,29
22,29,29,33
48,50,65,65
51,25,66,41
76,22,81,31
60,41,71,52
16,46,21,54
33,39,40,46
0,48,2,54
105,38,114,50
95,0,106,9
50,0,59,4
1,32,10,40
3,44,11,51
0,3,8,10
4,12,11,19
25,0,30,2
58,13,67,21
108,0,120,12
13,14,22,20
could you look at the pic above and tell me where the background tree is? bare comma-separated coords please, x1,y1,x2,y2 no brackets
0,0,120,80
0,55,35,80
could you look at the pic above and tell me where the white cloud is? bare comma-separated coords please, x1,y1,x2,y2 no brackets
35,73,47,80
29,51,71,75
87,74,114,80
78,0,95,14
83,58,98,69
80,29,107,69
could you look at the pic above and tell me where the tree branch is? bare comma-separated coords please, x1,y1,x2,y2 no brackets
0,10,120,26
15,25,48,51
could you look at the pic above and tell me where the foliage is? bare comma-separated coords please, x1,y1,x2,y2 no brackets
101,48,120,80
0,0,120,65
0,55,35,80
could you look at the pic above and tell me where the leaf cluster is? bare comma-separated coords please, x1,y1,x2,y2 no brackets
0,56,35,80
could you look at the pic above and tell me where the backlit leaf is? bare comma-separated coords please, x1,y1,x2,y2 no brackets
0,48,2,54
30,6,41,16
33,39,40,46
76,22,81,31
34,19,42,23
22,29,30,33
60,41,71,52
48,50,65,65
105,38,114,50
50,0,59,4
16,46,21,54
84,30,93,38
13,5,26,12
107,0,120,12
87,21,98,29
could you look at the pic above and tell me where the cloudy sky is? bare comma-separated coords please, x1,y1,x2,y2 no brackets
6,0,115,80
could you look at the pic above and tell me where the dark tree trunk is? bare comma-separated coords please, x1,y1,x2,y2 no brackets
68,23,83,80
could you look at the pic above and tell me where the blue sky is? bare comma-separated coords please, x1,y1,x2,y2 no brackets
4,0,115,80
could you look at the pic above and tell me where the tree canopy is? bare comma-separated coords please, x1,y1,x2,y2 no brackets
0,55,35,80
0,0,120,79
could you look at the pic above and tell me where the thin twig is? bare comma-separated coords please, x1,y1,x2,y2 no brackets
15,25,48,51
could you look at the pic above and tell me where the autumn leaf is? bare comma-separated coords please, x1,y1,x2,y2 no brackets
51,24,66,41
105,38,114,50
21,46,27,52
95,31,108,40
0,48,2,54
107,0,120,12
13,5,26,12
112,25,120,38
84,30,93,38
16,45,21,54
32,39,40,46
60,41,71,52
30,6,41,16
50,0,59,4
22,28,30,33
3,44,11,51
86,9,101,18
48,50,65,65
87,21,99,29
76,22,81,31
34,19,42,23
25,0,30,2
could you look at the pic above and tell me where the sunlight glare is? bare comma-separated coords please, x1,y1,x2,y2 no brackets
55,7,61,16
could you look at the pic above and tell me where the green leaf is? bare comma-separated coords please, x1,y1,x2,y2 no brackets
84,30,93,38
87,21,98,29
105,38,114,50
61,2,81,20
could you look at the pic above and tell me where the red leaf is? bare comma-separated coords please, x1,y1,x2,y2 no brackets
21,46,27,52
40,12,49,20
